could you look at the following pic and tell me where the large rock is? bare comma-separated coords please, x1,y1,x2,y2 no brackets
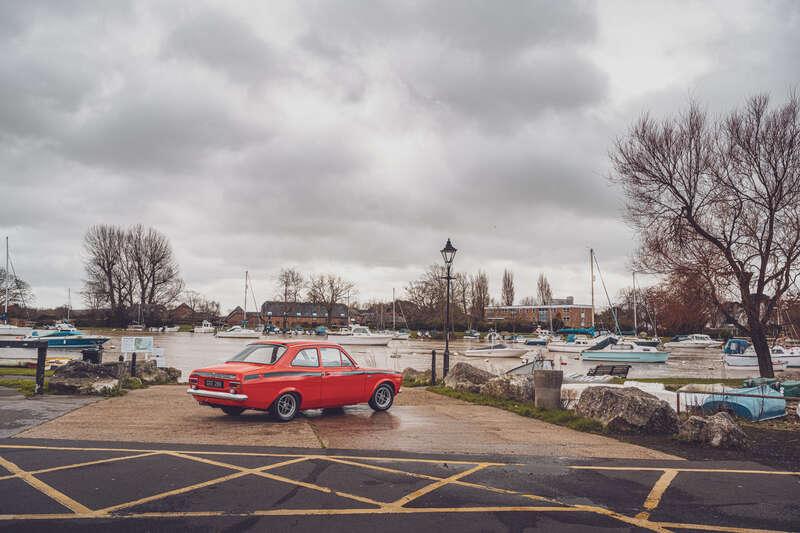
402,367,432,386
678,412,750,449
443,362,495,393
135,360,181,384
575,386,679,434
483,375,534,402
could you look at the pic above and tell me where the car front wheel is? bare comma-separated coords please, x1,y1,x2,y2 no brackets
272,392,299,422
369,383,394,411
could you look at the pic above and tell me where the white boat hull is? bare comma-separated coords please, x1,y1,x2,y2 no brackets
464,347,529,358
326,334,392,346
548,343,588,353
0,325,33,337
193,327,215,333
664,341,722,349
724,354,790,369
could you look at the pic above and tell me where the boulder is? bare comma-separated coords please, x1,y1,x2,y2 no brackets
402,368,432,386
575,386,679,434
443,362,495,394
134,360,181,384
678,412,750,449
483,375,534,403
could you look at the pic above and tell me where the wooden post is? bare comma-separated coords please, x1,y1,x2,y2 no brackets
35,341,47,395
430,350,437,386
130,352,137,377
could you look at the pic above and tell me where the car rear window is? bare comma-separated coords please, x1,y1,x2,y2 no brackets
228,344,286,364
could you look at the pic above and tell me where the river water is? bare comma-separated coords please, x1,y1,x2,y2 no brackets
89,331,761,382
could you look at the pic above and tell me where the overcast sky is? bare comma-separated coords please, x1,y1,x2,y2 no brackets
1,0,798,312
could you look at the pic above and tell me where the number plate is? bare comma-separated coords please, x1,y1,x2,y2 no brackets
205,379,224,388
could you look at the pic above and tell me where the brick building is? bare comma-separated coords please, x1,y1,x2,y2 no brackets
485,297,593,329
260,301,349,329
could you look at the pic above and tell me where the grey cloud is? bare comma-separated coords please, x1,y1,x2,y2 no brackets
161,8,286,85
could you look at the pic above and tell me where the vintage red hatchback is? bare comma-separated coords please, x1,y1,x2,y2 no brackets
187,340,402,421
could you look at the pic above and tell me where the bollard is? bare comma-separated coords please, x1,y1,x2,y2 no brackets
533,369,563,410
35,341,47,395
430,350,437,386
130,352,137,377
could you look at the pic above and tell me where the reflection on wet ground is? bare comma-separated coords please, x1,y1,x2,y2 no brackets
87,331,759,382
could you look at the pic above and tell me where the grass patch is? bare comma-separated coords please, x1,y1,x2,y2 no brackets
0,378,45,397
611,377,743,391
402,376,433,388
427,385,604,433
0,367,54,377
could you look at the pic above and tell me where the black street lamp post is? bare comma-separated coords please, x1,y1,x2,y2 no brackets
440,238,457,377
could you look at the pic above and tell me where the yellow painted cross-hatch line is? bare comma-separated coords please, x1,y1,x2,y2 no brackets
636,468,679,520
0,455,92,515
388,463,489,508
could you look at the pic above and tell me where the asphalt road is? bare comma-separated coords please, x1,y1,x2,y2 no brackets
0,438,797,532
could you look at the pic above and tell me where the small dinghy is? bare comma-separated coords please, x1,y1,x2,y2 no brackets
463,344,529,358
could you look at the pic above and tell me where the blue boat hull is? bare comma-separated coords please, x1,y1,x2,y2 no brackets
581,351,669,363
41,337,108,349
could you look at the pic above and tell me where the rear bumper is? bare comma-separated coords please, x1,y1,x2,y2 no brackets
186,388,248,401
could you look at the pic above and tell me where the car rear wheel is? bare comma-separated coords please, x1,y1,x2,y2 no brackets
221,406,245,416
272,392,298,422
369,383,394,411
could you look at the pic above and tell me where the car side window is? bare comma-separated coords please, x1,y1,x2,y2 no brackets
320,347,342,367
291,348,319,367
339,351,354,366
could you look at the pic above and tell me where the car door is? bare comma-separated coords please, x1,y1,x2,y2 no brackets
320,347,365,405
288,347,322,408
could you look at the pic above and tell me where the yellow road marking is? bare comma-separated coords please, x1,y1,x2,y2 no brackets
657,522,792,533
0,456,92,515
99,455,311,513
389,464,489,507
571,465,800,476
0,451,161,482
573,504,672,533
0,506,583,520
0,444,495,466
636,469,679,520
169,451,385,507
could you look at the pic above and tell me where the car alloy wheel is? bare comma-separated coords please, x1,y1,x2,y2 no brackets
273,393,298,422
369,384,394,411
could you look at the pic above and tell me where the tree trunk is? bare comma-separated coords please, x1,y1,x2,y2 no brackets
748,317,775,378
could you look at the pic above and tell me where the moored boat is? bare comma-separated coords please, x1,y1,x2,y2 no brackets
463,344,530,358
193,320,215,333
216,325,261,339
663,334,722,349
327,325,392,346
24,329,109,349
581,341,669,363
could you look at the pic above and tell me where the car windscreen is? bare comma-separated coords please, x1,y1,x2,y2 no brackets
227,344,287,364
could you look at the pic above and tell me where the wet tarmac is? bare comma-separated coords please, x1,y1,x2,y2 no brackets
86,330,760,383
0,438,797,532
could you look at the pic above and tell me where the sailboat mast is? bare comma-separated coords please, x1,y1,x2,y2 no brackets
67,288,71,321
243,271,248,325
392,288,396,331
590,248,595,329
3,236,8,323
632,271,638,334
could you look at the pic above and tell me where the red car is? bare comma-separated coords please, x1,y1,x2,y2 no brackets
187,340,402,421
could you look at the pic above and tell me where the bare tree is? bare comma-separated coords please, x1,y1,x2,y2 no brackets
501,269,515,306
519,296,536,306
470,271,489,324
453,272,472,329
536,273,553,306
307,274,354,325
83,224,183,325
276,267,305,303
0,268,34,307
182,289,220,317
406,265,447,326
611,94,800,377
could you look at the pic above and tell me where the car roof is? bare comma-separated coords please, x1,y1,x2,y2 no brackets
247,340,343,348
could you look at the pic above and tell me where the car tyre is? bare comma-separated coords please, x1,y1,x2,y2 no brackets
368,383,394,411
272,392,299,422
221,406,245,416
